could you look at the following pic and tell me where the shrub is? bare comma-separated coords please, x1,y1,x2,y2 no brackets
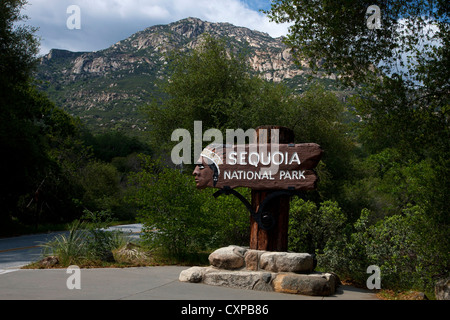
288,199,347,254
78,161,121,213
42,220,89,266
128,158,212,259
200,187,250,248
319,205,450,293
127,156,250,261
318,208,375,284
81,210,127,261
41,210,128,266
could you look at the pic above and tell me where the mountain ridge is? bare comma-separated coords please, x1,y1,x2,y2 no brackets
36,17,338,133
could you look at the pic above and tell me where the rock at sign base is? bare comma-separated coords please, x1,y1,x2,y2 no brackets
259,252,314,273
180,246,340,297
203,270,274,292
273,273,339,296
208,246,246,270
179,267,207,283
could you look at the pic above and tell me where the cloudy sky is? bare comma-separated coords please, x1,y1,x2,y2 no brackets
21,0,291,56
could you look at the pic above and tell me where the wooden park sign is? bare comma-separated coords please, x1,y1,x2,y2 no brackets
193,126,323,251
193,143,322,191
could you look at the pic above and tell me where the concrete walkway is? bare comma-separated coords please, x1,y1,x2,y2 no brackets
0,225,381,305
0,265,379,301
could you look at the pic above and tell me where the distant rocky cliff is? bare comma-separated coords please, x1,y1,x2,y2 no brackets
36,17,337,132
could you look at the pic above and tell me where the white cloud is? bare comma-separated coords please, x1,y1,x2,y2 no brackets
22,0,291,55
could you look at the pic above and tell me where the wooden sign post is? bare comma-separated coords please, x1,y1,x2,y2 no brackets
192,125,323,252
251,126,294,251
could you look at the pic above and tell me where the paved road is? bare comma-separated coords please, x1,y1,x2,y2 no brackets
0,224,142,269
0,232,68,269
0,225,380,301
0,266,380,301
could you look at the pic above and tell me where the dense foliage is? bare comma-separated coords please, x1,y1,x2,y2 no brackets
127,156,250,259
0,0,146,234
266,0,449,87
1,0,80,230
268,0,449,294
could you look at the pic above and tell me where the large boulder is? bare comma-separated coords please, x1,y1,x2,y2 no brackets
180,246,338,297
179,267,209,283
259,252,314,273
273,273,338,296
203,270,274,292
244,249,266,271
208,246,247,270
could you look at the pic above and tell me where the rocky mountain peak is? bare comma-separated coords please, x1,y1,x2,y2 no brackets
171,17,210,38
36,18,335,132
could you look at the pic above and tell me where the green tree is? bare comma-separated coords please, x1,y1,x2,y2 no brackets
268,1,449,291
1,0,41,227
0,0,38,88
267,1,449,161
82,130,152,163
0,0,122,232
267,0,449,87
78,161,121,212
146,36,264,150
